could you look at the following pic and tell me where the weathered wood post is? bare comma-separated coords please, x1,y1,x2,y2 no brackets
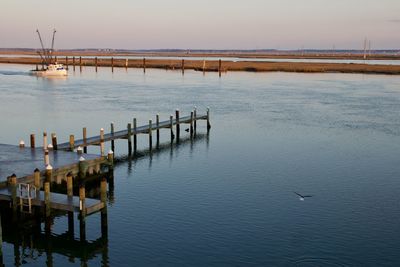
190,111,194,138
127,123,132,155
19,140,25,148
108,150,114,170
175,109,180,142
69,134,75,151
36,64,38,71
125,58,128,69
9,174,17,221
79,156,87,179
111,57,114,72
43,132,48,150
207,107,211,131
79,56,82,72
79,185,86,241
30,134,35,148
156,114,160,149
170,115,174,143
67,172,74,237
95,57,98,72
100,128,105,156
194,107,197,135
203,60,206,74
45,164,53,223
51,133,58,150
143,58,146,73
45,164,52,183
133,118,137,154
182,59,185,75
100,178,108,237
219,59,222,77
44,181,51,231
83,127,87,153
148,119,153,151
65,56,68,70
44,149,50,166
110,122,115,153
73,56,76,71
34,168,41,189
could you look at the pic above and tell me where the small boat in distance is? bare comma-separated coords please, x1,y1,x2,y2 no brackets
31,29,67,76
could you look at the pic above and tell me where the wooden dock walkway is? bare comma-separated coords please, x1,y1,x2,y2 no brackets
56,113,209,151
0,187,103,215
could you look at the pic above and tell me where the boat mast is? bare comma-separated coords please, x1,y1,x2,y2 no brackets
36,29,49,65
50,29,56,64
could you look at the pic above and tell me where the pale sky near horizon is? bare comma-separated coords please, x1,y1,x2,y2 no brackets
1,0,399,50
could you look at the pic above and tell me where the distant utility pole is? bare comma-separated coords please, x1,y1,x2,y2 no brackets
363,37,368,60
368,40,372,57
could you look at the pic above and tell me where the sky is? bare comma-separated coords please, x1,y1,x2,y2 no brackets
1,0,399,50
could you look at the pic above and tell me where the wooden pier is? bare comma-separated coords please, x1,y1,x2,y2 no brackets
0,108,211,257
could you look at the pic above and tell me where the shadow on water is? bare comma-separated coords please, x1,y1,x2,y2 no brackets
0,210,108,266
115,132,210,165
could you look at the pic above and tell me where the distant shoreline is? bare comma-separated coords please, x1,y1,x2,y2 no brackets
1,53,400,75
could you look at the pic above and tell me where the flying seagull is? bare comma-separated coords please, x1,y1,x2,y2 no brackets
294,192,313,201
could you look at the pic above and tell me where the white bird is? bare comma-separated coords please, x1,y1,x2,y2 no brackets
294,192,313,201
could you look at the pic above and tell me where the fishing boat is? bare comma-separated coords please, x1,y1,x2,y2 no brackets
31,29,68,76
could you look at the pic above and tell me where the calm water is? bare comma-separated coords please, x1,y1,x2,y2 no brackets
1,64,400,266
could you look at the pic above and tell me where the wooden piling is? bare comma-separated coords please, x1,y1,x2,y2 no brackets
156,114,160,149
45,164,52,183
43,132,48,150
207,107,211,130
182,59,185,74
133,118,137,154
9,174,17,220
79,56,82,72
67,172,73,197
34,168,41,189
170,115,174,143
219,59,222,77
79,186,86,241
19,140,25,148
143,58,146,73
73,56,76,71
190,111,194,138
111,57,114,72
108,150,114,169
110,122,115,153
194,107,197,135
148,119,152,151
30,134,35,148
83,127,87,153
125,58,128,69
127,123,132,155
175,109,180,142
44,181,51,217
44,149,50,166
100,128,105,156
100,178,108,236
65,56,68,70
203,60,206,74
51,133,58,150
69,134,75,151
